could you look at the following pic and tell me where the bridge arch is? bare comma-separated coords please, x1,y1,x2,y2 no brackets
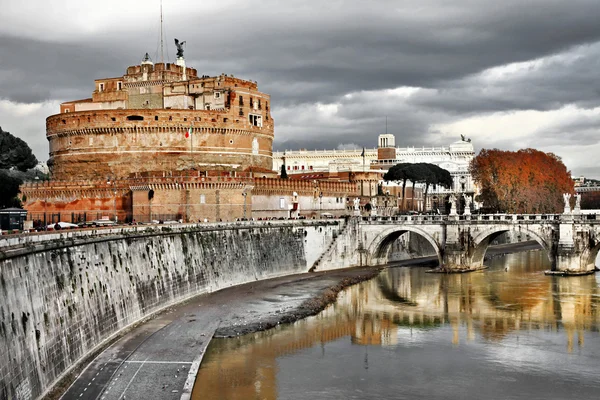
367,226,443,267
470,226,553,267
580,227,600,271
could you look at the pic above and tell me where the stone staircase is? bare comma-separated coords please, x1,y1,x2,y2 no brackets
309,219,350,272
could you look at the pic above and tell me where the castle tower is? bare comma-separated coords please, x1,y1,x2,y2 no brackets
47,56,274,180
377,134,396,161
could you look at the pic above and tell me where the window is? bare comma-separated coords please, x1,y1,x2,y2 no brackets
155,116,158,121
64,109,70,113
248,114,262,127
239,96,244,106
99,83,104,92
200,194,206,204
258,99,261,109
279,198,285,209
301,165,305,170
126,115,144,121
117,81,122,90
214,92,221,99
249,97,253,108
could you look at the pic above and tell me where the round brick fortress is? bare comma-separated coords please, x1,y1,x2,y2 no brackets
47,107,274,180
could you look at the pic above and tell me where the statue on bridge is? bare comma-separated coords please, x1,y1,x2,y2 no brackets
463,194,472,215
563,193,572,214
449,194,457,216
574,193,581,213
353,197,361,216
371,197,378,217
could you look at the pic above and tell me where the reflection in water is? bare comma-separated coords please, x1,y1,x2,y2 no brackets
193,250,600,400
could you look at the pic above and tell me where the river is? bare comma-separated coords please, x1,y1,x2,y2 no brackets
193,250,600,399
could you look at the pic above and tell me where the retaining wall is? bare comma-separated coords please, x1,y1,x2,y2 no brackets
0,221,341,400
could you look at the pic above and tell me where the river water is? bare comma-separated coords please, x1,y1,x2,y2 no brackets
193,250,600,399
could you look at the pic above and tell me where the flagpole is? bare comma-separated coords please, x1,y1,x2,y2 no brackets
362,147,365,172
190,124,193,166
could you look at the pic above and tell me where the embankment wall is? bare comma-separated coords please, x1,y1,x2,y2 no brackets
0,221,342,400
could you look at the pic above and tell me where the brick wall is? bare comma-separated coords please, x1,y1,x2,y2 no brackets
46,108,274,180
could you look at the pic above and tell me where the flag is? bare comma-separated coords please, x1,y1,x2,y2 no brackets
361,147,365,157
185,126,192,138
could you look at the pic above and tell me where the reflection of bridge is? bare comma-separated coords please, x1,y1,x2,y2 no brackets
319,214,600,275
194,254,600,399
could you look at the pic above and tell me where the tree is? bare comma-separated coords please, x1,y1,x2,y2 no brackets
0,127,38,209
0,170,23,208
383,163,453,211
383,163,410,210
417,163,453,210
280,163,288,179
470,148,573,213
0,127,37,171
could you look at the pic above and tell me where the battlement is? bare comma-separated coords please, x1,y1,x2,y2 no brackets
47,108,272,136
253,177,357,195
125,62,198,81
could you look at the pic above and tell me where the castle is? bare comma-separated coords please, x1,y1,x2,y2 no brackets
20,49,360,224
20,46,476,226
48,54,273,179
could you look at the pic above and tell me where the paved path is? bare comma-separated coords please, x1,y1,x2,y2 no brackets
59,270,362,400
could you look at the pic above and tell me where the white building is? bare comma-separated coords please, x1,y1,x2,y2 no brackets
273,134,478,210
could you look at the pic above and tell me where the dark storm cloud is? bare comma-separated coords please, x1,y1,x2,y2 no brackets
189,0,600,106
408,43,600,115
0,34,145,103
3,0,600,107
2,0,600,175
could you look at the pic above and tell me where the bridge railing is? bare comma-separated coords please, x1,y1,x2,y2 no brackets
359,213,574,224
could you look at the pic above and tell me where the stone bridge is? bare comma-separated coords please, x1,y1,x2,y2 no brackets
317,213,600,275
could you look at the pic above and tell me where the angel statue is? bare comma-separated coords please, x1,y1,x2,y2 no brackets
174,38,186,58
563,193,571,208
463,193,472,208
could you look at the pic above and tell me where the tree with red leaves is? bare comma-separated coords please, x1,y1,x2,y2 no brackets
470,148,573,214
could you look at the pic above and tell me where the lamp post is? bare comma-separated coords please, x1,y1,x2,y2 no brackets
242,192,247,220
319,192,323,214
108,178,117,223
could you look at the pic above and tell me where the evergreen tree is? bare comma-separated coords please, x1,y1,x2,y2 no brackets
0,127,37,171
0,127,39,208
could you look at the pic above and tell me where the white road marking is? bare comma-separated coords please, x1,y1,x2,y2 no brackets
118,357,148,400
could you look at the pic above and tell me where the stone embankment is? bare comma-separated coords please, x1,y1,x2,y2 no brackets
0,220,344,400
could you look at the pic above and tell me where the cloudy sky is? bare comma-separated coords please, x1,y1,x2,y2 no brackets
1,0,599,176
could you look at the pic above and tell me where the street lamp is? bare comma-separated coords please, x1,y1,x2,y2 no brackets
319,192,323,214
107,178,117,223
242,192,247,220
